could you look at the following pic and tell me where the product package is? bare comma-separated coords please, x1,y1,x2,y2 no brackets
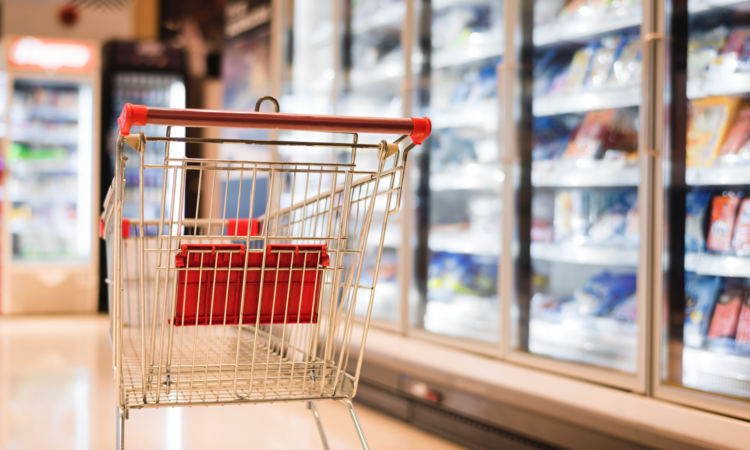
718,108,750,156
587,37,620,88
687,96,744,167
553,190,589,243
532,115,575,160
732,198,750,255
566,44,596,91
735,294,750,343
427,251,498,302
688,26,729,79
706,192,742,252
564,109,617,159
684,273,721,348
707,28,750,79
612,39,642,86
611,294,637,322
707,283,745,339
685,189,712,252
560,271,637,318
587,189,638,246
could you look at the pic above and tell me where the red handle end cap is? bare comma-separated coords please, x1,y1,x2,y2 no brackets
410,117,431,145
118,103,148,136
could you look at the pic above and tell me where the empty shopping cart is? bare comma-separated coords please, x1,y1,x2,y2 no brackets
101,96,431,449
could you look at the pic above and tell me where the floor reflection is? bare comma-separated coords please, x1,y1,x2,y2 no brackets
0,315,465,450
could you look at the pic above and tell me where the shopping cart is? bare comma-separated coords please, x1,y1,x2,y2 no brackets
101,96,430,449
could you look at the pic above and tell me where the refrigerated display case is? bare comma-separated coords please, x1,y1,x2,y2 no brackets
413,0,504,343
220,7,273,234
100,41,186,223
506,0,648,388
339,0,411,325
655,0,750,420
2,37,99,314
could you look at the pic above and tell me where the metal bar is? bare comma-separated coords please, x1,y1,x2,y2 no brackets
141,106,417,136
308,401,330,450
343,399,370,450
146,135,380,149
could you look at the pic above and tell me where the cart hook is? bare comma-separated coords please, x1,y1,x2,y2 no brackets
255,96,280,113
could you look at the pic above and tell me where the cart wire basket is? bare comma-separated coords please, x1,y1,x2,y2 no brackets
101,96,431,449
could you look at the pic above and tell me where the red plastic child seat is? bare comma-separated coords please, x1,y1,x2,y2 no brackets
173,242,330,326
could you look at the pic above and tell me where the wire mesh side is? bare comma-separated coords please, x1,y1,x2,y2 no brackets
104,137,403,408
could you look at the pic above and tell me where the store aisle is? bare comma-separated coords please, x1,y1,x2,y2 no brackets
0,316,466,450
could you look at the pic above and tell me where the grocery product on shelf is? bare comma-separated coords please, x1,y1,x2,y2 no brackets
718,108,750,157
561,271,637,318
735,296,750,343
706,191,741,252
588,37,621,88
707,282,744,338
566,44,597,91
732,199,750,255
687,96,744,167
684,273,721,347
685,189,711,252
611,38,642,86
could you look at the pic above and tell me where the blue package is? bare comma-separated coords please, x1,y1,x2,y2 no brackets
684,272,721,348
562,271,637,317
685,189,712,253
427,251,498,302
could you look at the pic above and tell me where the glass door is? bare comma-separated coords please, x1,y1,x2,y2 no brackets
341,0,409,325
7,79,93,262
508,0,647,387
106,73,185,221
656,0,750,419
412,0,504,344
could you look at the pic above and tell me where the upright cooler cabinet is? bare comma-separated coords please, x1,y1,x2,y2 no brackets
412,0,504,345
655,0,750,420
1,36,100,314
505,0,649,390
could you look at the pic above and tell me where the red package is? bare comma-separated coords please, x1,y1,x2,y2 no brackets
719,109,750,155
707,287,744,338
721,28,750,55
735,296,750,343
707,193,741,252
173,243,330,326
732,199,750,254
564,109,616,159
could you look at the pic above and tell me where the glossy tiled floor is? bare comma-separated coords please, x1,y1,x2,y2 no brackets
0,315,466,450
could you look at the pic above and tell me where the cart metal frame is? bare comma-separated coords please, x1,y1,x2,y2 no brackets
102,97,430,449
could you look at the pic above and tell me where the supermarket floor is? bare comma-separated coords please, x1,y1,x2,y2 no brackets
0,315,467,450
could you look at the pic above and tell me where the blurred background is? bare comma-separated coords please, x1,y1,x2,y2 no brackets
1,0,750,449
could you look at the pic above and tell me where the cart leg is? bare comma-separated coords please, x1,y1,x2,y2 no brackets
342,399,370,450
116,407,125,450
307,401,330,450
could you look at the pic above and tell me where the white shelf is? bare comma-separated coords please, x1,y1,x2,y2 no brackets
688,72,750,99
431,99,498,131
689,0,750,13
430,163,504,192
432,43,503,69
352,3,405,34
529,317,637,374
429,229,500,256
684,252,750,277
533,85,640,116
534,9,642,47
350,65,403,90
683,346,750,399
686,165,750,186
532,160,639,187
531,243,638,266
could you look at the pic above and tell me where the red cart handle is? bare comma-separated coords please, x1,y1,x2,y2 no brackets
118,103,432,145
